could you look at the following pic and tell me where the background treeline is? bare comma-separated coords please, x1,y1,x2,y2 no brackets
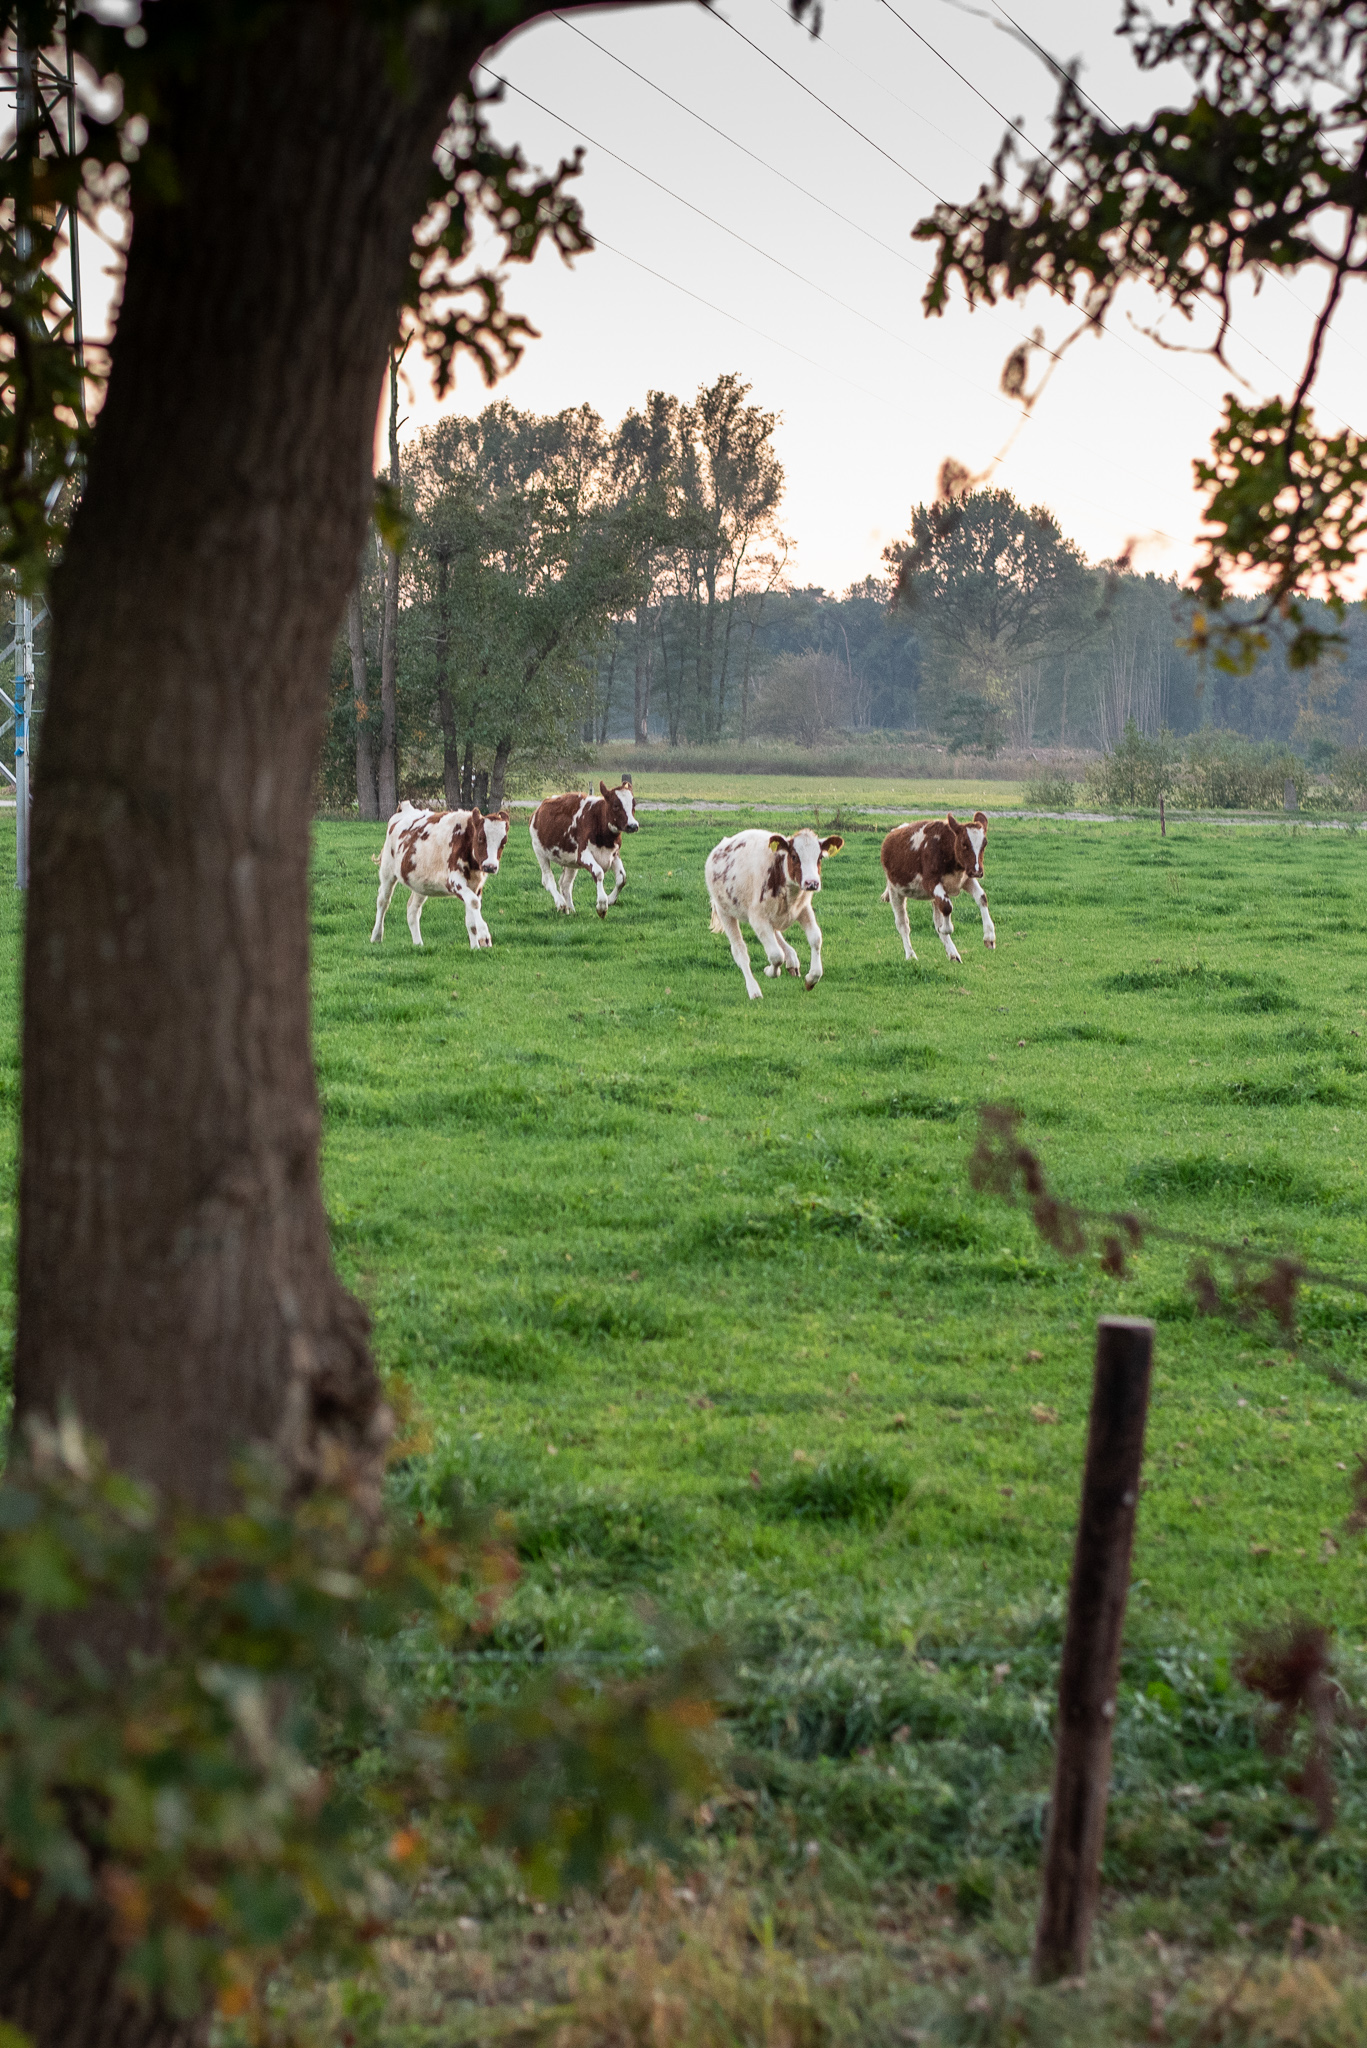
318,381,1367,811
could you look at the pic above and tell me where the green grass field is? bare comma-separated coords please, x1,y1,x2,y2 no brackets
298,812,1367,2041
4,811,1367,2040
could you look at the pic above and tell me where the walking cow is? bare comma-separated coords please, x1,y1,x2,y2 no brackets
705,826,843,1001
879,811,995,963
530,778,639,917
371,802,510,950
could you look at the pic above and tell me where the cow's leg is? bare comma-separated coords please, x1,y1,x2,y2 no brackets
718,912,763,1000
602,848,626,906
371,864,397,943
931,888,963,964
583,851,612,917
533,841,564,909
795,901,824,989
406,889,426,947
462,886,492,949
889,887,918,963
965,877,996,949
753,915,799,979
558,864,577,914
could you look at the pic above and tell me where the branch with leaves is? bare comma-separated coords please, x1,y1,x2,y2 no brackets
966,1103,1367,1345
913,0,1367,670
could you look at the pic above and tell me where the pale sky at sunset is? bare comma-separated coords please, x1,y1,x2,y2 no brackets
391,0,1367,596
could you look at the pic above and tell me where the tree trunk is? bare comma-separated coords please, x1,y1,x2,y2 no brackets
633,601,650,744
0,1893,207,2048
598,629,619,745
14,3,483,1523
460,734,475,808
377,351,401,813
490,736,513,809
347,574,380,819
434,545,460,809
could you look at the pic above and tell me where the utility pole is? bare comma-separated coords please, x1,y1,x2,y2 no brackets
3,5,85,888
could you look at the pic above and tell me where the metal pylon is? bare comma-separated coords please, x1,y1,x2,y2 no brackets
1,4,84,889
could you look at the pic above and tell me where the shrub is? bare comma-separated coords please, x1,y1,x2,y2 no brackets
1182,729,1307,809
1023,773,1077,809
1330,745,1367,809
1086,721,1183,807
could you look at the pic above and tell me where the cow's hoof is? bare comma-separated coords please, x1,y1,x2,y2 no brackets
747,988,763,1001
764,964,780,978
478,937,492,949
985,938,996,950
804,976,820,990
597,906,607,919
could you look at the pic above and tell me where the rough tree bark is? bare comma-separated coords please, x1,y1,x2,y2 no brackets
14,4,489,1535
348,571,380,819
7,10,496,2043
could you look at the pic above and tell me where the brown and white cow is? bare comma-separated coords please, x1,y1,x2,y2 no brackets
371,802,510,950
529,778,639,917
879,811,994,964
705,826,844,1001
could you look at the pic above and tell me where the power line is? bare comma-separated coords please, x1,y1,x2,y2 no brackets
710,3,1222,416
984,0,1364,407
707,8,949,207
554,13,934,282
589,235,894,405
874,0,1080,192
476,62,1012,389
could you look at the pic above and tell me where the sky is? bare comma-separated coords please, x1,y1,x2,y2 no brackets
387,0,1367,597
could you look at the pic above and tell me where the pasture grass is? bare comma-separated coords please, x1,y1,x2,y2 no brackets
299,811,1367,2042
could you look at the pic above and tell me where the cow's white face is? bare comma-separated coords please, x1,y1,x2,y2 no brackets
965,825,985,875
482,816,510,874
619,783,638,831
790,827,825,894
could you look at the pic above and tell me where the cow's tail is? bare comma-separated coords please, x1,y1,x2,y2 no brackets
880,883,891,903
709,903,723,934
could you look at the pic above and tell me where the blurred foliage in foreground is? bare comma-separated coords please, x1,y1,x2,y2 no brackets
0,1417,716,2028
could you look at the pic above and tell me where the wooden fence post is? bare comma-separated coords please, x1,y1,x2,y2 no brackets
1159,794,1166,838
1032,1316,1154,1984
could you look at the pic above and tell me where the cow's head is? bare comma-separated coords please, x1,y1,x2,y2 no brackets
480,810,510,874
450,807,490,880
769,827,844,894
601,779,639,833
946,811,987,878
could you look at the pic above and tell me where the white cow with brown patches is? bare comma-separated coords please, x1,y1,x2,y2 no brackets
705,826,844,1000
879,811,994,964
529,779,639,916
371,802,510,950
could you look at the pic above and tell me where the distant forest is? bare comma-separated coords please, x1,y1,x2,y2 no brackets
322,378,1367,809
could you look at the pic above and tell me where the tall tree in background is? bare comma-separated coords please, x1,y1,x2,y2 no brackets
667,374,785,741
914,0,1367,671
886,489,1097,754
610,389,683,744
346,549,380,818
406,402,647,798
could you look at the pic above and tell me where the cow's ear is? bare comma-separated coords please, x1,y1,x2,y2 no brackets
470,806,483,824
946,812,959,829
600,780,611,798
768,834,789,852
974,809,989,826
820,835,844,855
